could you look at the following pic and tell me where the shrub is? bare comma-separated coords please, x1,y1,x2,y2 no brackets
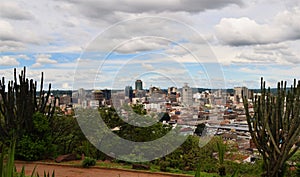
159,161,170,172
1,141,55,177
81,157,96,168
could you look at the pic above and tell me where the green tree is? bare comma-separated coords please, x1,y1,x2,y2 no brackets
194,123,206,136
158,112,170,122
217,140,226,176
16,112,54,160
243,78,300,177
0,67,56,143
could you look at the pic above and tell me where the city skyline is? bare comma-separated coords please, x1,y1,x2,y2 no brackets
0,0,300,90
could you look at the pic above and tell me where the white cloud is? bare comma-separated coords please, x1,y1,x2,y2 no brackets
31,54,57,68
0,2,34,20
62,83,71,89
31,63,43,68
35,54,57,64
215,7,300,46
0,56,20,66
115,38,169,54
0,20,15,41
17,54,30,60
63,0,243,21
230,43,300,65
141,63,154,70
215,17,280,46
0,19,42,52
0,0,300,89
0,41,25,52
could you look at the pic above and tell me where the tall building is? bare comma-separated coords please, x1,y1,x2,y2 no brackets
92,90,104,106
234,86,249,103
102,89,111,101
125,86,133,101
182,83,193,106
135,79,143,90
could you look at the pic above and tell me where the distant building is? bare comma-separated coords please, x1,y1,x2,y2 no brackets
89,100,99,109
135,90,146,98
135,79,143,91
182,83,193,106
78,88,86,98
102,89,111,101
77,88,86,104
112,91,125,108
234,87,249,103
59,94,71,105
149,86,165,96
92,90,104,103
125,86,133,101
168,87,177,95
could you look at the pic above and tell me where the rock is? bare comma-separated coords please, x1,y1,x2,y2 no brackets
55,154,77,163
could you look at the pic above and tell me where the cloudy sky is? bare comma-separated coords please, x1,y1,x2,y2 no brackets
0,0,299,90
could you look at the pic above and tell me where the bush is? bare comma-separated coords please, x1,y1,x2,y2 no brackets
81,157,96,168
15,113,55,161
159,161,170,172
16,135,50,161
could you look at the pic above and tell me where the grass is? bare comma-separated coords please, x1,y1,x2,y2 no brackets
60,160,220,177
0,141,54,177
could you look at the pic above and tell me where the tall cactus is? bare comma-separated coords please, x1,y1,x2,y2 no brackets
0,67,56,142
243,78,300,177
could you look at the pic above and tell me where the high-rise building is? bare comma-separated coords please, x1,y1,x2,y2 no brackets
125,86,133,101
102,89,111,101
135,79,143,90
234,86,249,103
182,83,193,106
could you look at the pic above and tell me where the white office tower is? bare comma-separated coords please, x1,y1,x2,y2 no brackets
182,83,193,106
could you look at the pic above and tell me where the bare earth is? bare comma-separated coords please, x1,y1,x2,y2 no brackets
15,162,192,177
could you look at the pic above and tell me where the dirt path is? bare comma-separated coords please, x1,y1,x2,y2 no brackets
15,162,192,177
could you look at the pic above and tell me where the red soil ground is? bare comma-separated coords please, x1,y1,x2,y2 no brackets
15,161,192,177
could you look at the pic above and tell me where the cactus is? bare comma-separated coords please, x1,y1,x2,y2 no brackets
0,67,56,142
243,78,300,177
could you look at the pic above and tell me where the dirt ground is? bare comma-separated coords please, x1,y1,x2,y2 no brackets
15,162,192,177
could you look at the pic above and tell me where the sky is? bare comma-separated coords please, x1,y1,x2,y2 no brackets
0,0,300,90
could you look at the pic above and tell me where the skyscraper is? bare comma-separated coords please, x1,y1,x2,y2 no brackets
234,86,249,103
182,83,193,106
135,79,143,90
125,86,133,101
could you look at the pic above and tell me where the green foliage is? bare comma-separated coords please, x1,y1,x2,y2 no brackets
296,163,300,177
194,162,201,177
290,150,300,164
0,68,65,161
51,114,86,156
159,161,170,172
0,140,55,177
131,104,146,115
159,136,222,172
194,123,205,136
36,171,55,177
81,157,96,168
243,78,300,177
230,168,239,177
98,106,172,142
216,141,226,176
0,141,15,177
16,112,54,161
16,135,48,161
216,141,225,165
158,112,170,122
0,67,56,143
